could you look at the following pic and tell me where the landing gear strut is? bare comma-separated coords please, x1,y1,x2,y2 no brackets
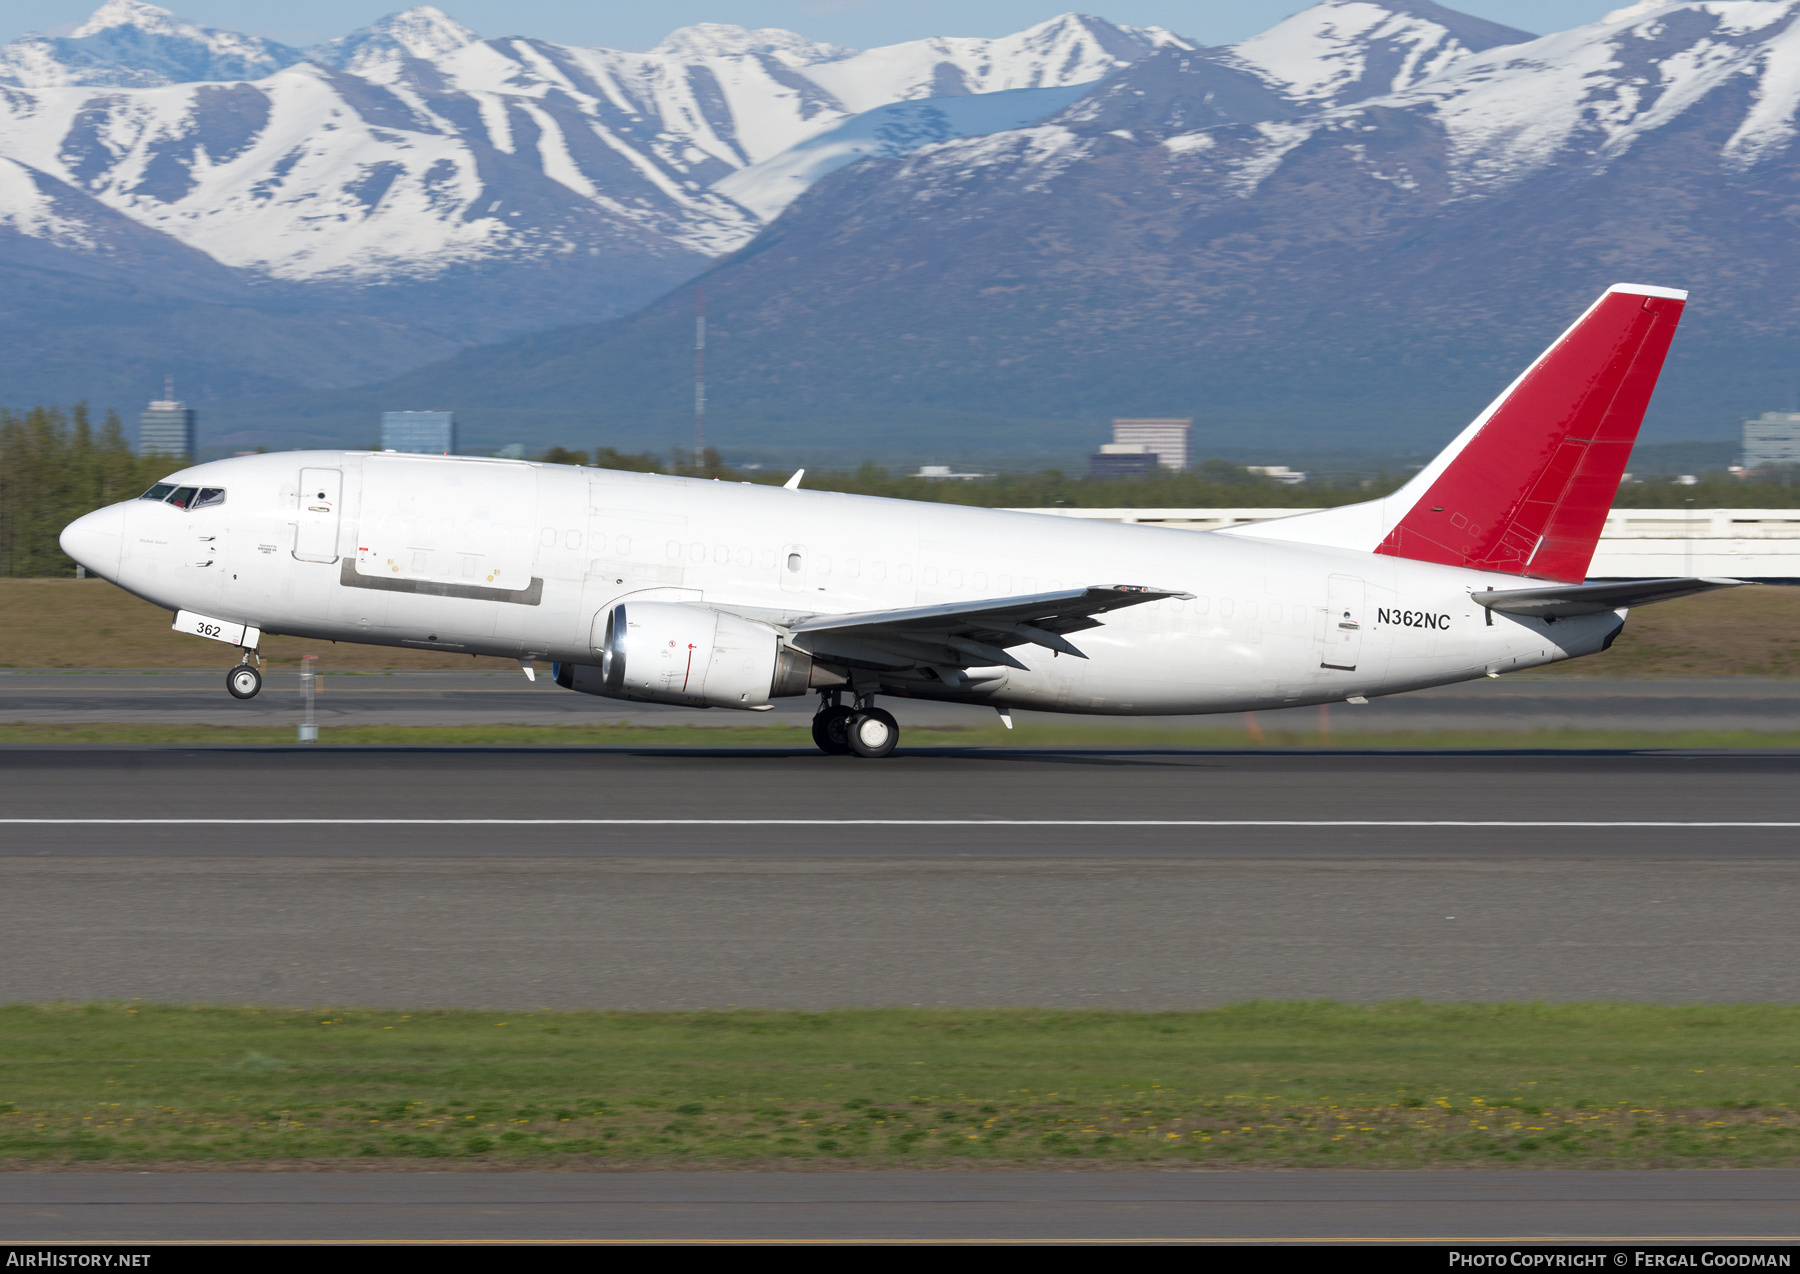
226,648,262,700
811,691,900,758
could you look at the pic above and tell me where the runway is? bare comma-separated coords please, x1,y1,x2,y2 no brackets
4,670,1800,733
4,746,1798,1244
4,1171,1798,1243
0,748,1796,1007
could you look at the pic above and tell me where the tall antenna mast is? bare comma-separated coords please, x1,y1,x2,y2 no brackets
163,372,173,403
694,287,706,460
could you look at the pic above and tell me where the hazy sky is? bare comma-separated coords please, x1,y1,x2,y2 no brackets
6,2,1629,53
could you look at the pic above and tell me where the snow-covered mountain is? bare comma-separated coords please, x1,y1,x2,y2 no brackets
0,4,1183,293
1222,0,1533,105
0,0,305,88
365,0,1800,458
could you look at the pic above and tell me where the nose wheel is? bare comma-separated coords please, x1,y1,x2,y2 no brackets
226,664,262,700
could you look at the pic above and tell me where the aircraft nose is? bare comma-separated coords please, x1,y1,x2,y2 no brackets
59,503,126,580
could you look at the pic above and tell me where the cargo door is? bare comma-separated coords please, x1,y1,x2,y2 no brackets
294,468,342,563
1321,574,1364,671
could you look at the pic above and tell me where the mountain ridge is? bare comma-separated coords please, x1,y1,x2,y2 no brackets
274,1,1800,462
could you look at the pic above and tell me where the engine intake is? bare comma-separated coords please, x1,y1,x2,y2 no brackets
553,600,841,709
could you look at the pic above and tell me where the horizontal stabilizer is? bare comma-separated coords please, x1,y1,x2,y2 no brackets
1472,577,1747,618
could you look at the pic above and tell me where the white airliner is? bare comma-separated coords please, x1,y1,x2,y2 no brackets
61,283,1736,757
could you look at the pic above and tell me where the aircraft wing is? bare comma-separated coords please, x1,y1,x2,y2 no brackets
787,585,1190,671
1471,576,1747,618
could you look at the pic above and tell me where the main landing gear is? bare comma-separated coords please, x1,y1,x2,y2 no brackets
811,692,899,759
226,650,262,700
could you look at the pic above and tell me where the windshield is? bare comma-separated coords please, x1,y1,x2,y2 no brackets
140,483,175,501
166,487,198,509
191,487,225,510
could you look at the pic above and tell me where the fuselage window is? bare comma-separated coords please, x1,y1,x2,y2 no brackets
140,483,176,501
167,486,198,509
786,552,802,572
191,488,226,510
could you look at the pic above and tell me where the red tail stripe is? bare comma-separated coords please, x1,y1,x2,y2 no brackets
1375,291,1685,583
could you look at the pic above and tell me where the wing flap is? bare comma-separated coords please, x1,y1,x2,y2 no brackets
788,585,1189,669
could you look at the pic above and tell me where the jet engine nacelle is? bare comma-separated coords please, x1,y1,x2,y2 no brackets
553,600,840,709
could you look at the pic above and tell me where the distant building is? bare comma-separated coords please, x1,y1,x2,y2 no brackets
1110,418,1191,472
914,464,987,481
1088,444,1162,477
1247,465,1307,485
138,377,195,458
381,410,456,455
1742,411,1800,468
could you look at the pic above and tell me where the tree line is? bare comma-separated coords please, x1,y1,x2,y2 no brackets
537,446,1389,509
6,405,1793,577
0,405,175,577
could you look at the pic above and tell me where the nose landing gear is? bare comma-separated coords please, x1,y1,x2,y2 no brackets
226,648,262,700
811,691,899,758
226,664,262,699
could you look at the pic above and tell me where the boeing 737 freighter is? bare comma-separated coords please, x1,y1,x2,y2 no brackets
60,284,1737,757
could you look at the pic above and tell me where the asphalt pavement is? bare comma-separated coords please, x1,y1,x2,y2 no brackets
0,748,1795,1008
4,1171,1797,1243
4,670,1800,733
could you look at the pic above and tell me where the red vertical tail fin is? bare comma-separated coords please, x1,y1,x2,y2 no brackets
1375,283,1686,582
1226,284,1687,582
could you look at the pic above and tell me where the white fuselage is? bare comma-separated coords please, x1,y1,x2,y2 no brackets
67,451,1622,714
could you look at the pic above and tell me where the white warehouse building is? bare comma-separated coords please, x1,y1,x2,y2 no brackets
1009,508,1800,582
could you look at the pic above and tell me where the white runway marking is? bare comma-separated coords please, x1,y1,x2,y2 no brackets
1,819,1797,829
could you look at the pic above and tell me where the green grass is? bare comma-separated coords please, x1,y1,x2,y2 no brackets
4,1002,1799,1168
2,721,1799,749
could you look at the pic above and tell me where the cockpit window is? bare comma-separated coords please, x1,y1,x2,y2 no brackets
191,487,226,510
140,483,176,501
167,486,198,510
